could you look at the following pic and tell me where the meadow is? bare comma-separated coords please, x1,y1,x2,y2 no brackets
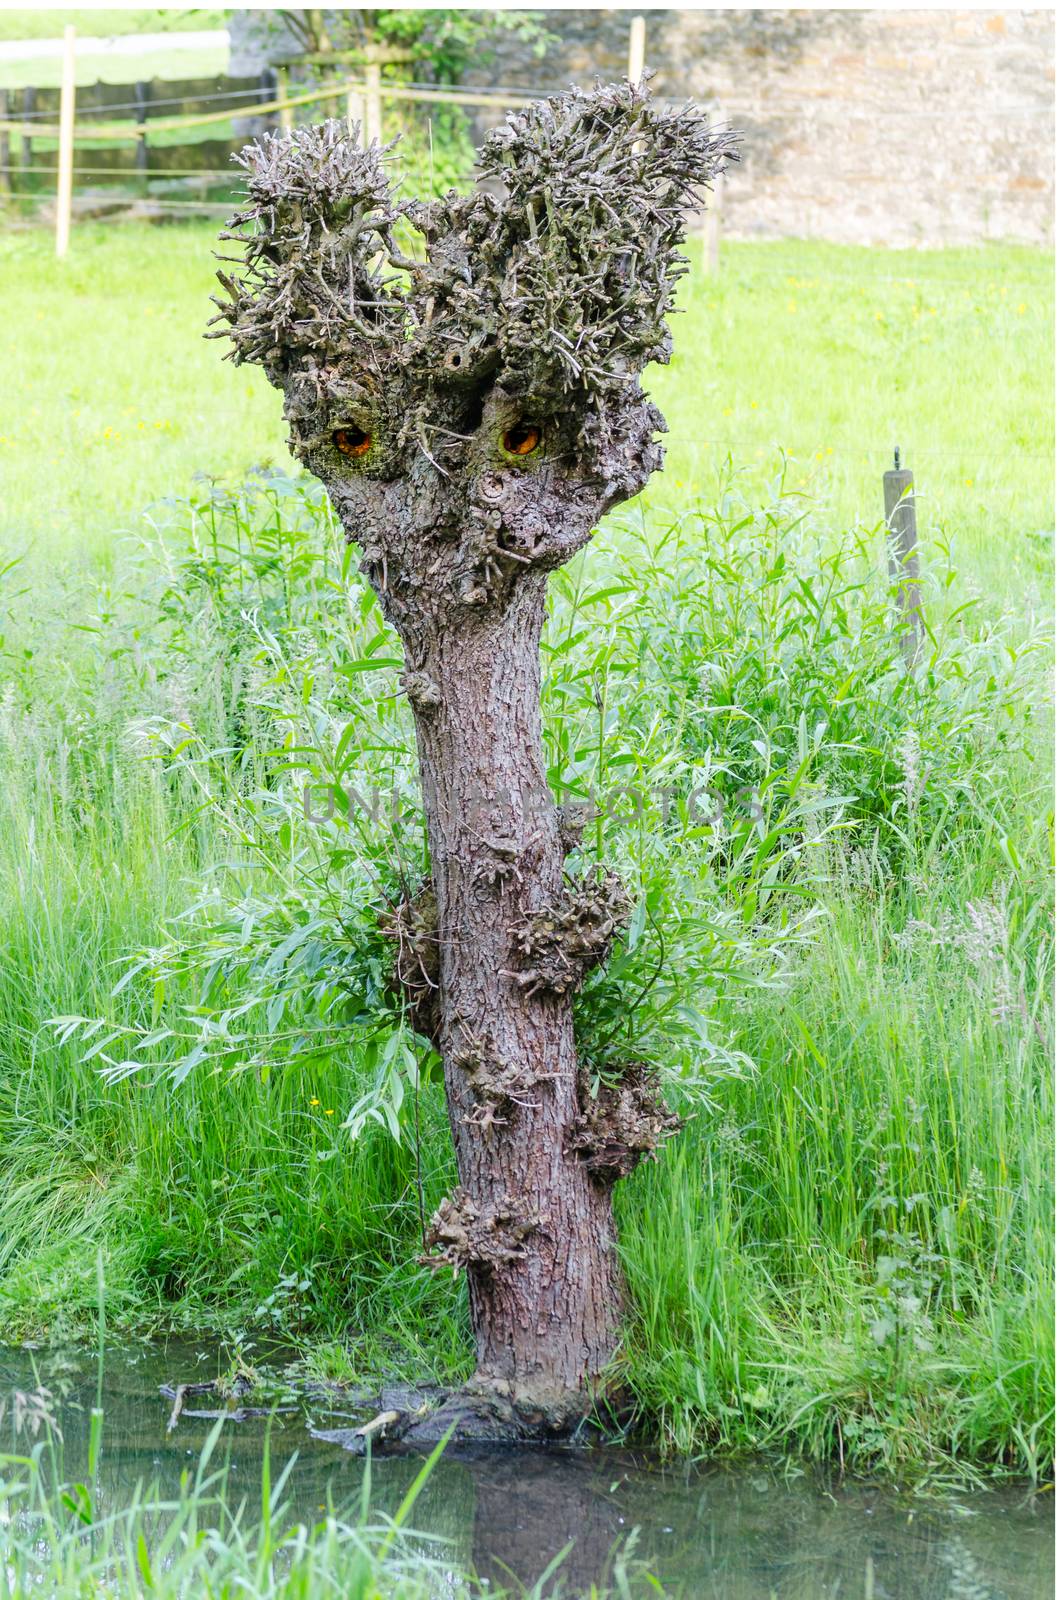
0,9,227,88
0,218,1053,1497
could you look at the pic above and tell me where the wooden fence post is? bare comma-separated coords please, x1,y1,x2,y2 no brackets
346,83,365,144
55,26,76,258
20,86,35,175
883,447,924,667
134,80,149,185
277,66,294,130
0,91,10,197
627,15,646,84
365,60,382,145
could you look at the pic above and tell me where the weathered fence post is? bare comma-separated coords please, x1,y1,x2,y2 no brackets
134,81,150,184
627,15,646,83
55,26,76,258
364,59,383,145
259,67,279,131
346,79,365,144
277,66,294,130
883,447,924,667
20,86,35,176
0,91,10,198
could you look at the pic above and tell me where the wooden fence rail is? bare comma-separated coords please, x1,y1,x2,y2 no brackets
0,74,540,143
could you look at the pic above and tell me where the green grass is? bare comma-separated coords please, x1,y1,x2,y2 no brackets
659,241,1053,601
0,220,1052,1484
0,226,1050,597
1,1418,569,1599
0,43,228,90
0,225,288,570
0,11,227,43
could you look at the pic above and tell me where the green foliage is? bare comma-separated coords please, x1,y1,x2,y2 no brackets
373,9,554,85
0,455,1050,1477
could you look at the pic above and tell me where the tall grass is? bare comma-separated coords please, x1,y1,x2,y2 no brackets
1,1414,552,1598
0,459,1050,1480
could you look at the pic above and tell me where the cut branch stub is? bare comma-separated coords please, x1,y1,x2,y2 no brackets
569,1064,685,1184
557,799,594,856
420,1187,543,1277
452,1036,550,1136
379,882,440,1045
507,868,631,999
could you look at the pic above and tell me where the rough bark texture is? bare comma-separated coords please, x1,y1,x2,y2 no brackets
210,81,737,1433
408,583,625,1418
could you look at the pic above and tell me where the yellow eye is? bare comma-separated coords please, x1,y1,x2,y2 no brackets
501,423,541,457
333,425,372,458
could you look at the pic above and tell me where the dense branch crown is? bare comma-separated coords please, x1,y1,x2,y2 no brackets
211,84,738,624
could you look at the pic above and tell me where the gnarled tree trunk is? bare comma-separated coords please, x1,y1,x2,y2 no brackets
405,580,623,1422
210,81,737,1434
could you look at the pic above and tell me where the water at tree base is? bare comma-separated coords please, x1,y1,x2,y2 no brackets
1,1343,1052,1597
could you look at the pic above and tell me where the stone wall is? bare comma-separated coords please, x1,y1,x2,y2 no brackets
229,9,1055,248
468,9,1054,248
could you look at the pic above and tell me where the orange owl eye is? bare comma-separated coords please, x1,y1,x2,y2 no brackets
501,423,541,457
334,426,372,458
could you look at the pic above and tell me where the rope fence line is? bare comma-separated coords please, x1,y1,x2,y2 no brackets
10,89,267,119
0,74,555,120
4,71,1051,139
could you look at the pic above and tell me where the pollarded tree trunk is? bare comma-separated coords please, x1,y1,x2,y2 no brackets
210,82,737,1434
403,580,624,1421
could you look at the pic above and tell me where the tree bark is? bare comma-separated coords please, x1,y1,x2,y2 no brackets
399,577,623,1417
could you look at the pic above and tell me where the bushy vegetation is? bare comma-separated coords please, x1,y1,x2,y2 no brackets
0,455,1050,1480
0,227,1051,1488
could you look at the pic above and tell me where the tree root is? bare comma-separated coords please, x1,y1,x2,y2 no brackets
312,1377,619,1452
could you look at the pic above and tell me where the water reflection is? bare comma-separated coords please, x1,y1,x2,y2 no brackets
1,1343,1052,1597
